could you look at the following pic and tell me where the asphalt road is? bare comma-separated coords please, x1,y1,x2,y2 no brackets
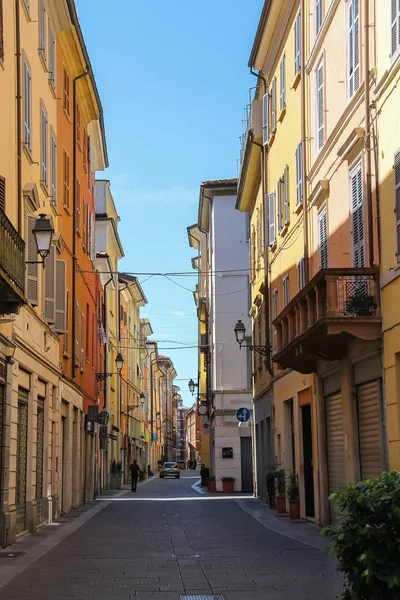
1,471,342,599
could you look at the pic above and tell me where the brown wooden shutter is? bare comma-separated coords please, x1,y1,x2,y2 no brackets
26,215,39,306
44,245,56,323
0,176,5,212
55,259,66,333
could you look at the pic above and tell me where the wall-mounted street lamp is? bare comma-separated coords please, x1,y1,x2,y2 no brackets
128,393,145,411
188,379,207,399
234,319,271,357
25,214,54,268
96,352,124,382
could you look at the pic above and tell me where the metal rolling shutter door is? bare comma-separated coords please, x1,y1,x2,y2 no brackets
357,379,382,480
240,437,253,493
325,392,346,495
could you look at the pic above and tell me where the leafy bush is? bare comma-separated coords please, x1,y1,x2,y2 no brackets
208,475,216,481
322,470,400,600
110,459,117,474
286,470,299,500
222,476,235,482
275,469,286,496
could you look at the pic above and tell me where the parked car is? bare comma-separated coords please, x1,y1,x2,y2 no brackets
160,462,180,479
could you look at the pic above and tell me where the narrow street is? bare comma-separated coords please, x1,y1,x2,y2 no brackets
0,472,342,600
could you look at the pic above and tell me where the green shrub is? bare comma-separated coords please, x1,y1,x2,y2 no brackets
110,459,117,474
322,470,400,600
275,469,286,496
222,476,235,482
208,475,216,481
286,470,299,501
200,466,209,478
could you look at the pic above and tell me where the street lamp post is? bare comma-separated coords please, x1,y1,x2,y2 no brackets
96,352,124,382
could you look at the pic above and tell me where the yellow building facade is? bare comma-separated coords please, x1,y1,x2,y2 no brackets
238,0,384,525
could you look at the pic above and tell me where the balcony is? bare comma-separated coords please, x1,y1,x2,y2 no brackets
272,268,381,374
0,211,26,314
236,93,262,212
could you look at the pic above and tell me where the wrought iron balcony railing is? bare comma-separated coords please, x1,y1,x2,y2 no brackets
272,268,381,373
0,211,25,314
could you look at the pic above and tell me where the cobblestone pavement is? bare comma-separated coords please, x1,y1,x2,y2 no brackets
0,472,342,599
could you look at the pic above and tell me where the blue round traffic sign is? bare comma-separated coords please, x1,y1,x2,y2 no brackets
236,407,251,423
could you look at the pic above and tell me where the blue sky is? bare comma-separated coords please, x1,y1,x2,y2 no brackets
76,0,264,406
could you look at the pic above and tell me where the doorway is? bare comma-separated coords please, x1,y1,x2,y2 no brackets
240,436,253,493
301,404,315,518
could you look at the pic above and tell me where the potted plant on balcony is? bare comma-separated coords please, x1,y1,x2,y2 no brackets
345,289,376,317
221,476,235,493
286,470,300,519
200,466,209,486
110,460,122,490
207,475,216,493
275,469,286,514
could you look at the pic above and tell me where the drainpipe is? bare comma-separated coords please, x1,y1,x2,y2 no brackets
250,67,267,94
71,71,89,378
15,0,22,233
301,0,309,282
364,0,374,267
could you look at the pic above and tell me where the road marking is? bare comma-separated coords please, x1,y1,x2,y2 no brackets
96,496,255,501
192,479,206,494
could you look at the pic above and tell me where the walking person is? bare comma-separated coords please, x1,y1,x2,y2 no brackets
130,459,140,492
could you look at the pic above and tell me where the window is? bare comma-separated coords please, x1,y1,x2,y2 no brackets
63,150,70,208
395,150,400,262
271,77,277,133
347,0,360,99
250,224,256,279
316,58,325,151
41,107,48,186
318,207,328,268
296,142,303,206
283,275,290,307
280,54,286,111
273,289,279,319
277,178,283,233
26,215,39,305
82,197,87,248
62,291,69,351
83,131,87,168
23,60,32,150
268,192,276,246
80,311,84,371
0,176,5,212
39,1,46,59
85,304,90,361
51,133,56,203
44,245,56,323
315,0,323,36
294,12,301,75
63,68,70,115
0,0,4,63
76,104,81,144
349,162,365,267
298,257,306,289
76,179,81,233
263,91,270,145
48,28,55,85
392,0,400,57
283,165,289,225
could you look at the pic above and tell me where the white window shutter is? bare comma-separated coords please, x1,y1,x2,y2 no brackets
284,165,289,225
269,192,276,245
395,150,400,261
392,0,400,56
318,208,328,268
348,0,360,98
44,245,56,323
271,78,277,132
280,55,286,111
350,164,365,267
277,179,282,233
316,60,324,150
294,12,301,74
298,257,305,290
55,259,67,333
26,215,39,306
250,225,255,280
315,0,322,34
296,143,303,206
263,92,270,145
283,276,290,307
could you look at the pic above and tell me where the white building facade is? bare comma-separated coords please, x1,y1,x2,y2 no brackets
195,179,253,492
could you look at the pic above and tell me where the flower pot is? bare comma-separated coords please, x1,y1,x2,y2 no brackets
208,479,216,493
110,472,122,490
289,499,300,520
201,477,209,487
222,480,235,493
276,495,286,514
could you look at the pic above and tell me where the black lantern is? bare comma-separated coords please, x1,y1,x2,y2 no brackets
234,320,246,348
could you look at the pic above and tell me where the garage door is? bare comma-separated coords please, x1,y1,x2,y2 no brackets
357,379,382,480
325,392,345,523
240,437,253,493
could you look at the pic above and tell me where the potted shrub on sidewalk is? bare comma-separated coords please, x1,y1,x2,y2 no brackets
222,476,235,493
275,469,286,514
286,470,300,519
200,466,209,486
322,470,400,600
207,475,216,493
110,460,122,490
